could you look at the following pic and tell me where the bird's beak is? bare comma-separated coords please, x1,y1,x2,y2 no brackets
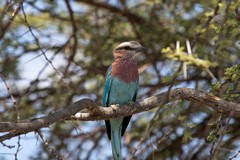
132,46,151,60
136,46,151,53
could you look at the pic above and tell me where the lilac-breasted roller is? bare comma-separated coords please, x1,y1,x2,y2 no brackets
103,41,148,160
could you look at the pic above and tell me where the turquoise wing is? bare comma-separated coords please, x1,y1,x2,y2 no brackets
103,65,113,139
103,65,112,107
121,80,138,136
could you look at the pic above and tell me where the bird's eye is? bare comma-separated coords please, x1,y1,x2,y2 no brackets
123,46,131,50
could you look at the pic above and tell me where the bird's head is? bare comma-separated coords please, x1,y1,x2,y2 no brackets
113,41,149,60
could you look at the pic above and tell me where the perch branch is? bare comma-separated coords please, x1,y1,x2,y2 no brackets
0,88,240,142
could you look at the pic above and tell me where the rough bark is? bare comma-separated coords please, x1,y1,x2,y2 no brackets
0,88,240,142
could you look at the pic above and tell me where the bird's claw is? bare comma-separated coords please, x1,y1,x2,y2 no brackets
129,101,140,108
128,101,135,106
110,104,120,111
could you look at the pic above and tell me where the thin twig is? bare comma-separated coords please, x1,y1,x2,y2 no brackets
0,141,15,149
14,136,22,160
210,116,232,160
191,0,222,47
0,0,23,39
63,0,78,77
0,73,20,120
21,2,70,89
37,130,63,160
229,150,240,160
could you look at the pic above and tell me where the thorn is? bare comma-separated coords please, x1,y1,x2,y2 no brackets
176,41,180,54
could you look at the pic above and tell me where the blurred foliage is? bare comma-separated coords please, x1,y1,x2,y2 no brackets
0,0,240,159
162,46,219,68
212,64,240,101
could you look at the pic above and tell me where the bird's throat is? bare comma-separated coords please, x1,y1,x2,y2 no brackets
111,59,139,83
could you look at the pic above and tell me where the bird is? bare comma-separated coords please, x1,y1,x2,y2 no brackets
103,41,149,160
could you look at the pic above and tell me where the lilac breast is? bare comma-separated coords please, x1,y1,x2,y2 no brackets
111,59,139,83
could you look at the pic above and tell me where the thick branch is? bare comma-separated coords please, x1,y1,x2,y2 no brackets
0,88,240,142
75,0,145,23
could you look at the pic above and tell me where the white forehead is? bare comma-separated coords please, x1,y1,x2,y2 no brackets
116,41,141,49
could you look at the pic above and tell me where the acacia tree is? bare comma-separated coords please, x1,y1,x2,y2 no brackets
0,0,240,159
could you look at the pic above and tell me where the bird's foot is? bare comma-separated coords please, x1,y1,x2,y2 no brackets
128,101,135,106
110,104,120,112
128,101,140,108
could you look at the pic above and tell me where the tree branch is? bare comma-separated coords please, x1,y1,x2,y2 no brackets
0,88,240,142
75,0,145,23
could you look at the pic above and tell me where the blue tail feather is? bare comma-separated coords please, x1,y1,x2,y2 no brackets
110,118,123,160
111,128,122,160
